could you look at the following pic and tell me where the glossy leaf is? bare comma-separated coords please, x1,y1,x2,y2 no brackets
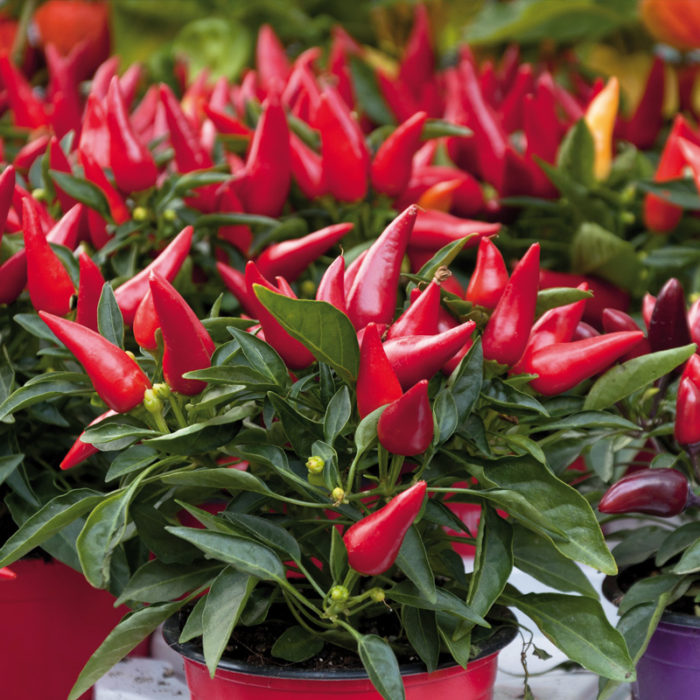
357,634,405,700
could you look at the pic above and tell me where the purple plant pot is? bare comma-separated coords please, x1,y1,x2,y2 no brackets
631,611,700,700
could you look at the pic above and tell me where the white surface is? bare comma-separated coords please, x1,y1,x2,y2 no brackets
96,566,632,699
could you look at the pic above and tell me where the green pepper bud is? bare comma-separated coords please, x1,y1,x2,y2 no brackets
306,455,325,474
143,388,163,415
133,206,149,221
329,585,349,603
331,487,345,504
369,588,385,603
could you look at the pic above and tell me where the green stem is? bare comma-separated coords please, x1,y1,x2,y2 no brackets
12,0,36,67
294,560,327,599
168,393,187,429
387,453,405,490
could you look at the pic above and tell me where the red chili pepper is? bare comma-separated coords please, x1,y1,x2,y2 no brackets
216,261,256,316
398,4,434,96
149,272,214,395
344,481,427,576
315,255,347,314
383,321,476,390
91,55,119,100
601,308,651,361
39,311,152,412
688,298,700,348
648,278,691,353
45,44,82,138
599,469,690,517
78,148,129,225
617,56,665,149
677,374,700,446
466,237,508,310
131,85,160,140
0,567,16,581
238,93,291,217
60,409,116,470
247,261,315,369
120,63,143,111
48,137,77,212
0,54,47,128
214,180,252,256
289,133,324,200
409,210,500,251
0,250,27,305
511,284,587,375
678,136,700,197
386,280,440,339
371,111,428,197
375,69,420,123
317,86,370,202
76,251,106,333
114,226,193,325
0,165,15,237
78,93,111,170
356,322,403,419
23,198,75,316
642,293,656,329
159,83,214,172
525,331,644,395
482,243,539,366
538,269,630,328
377,380,433,456
572,321,601,341
328,26,357,108
346,206,417,330
13,135,50,174
203,103,252,138
644,114,700,232
105,77,158,193
255,223,352,282
256,24,290,93
500,64,534,133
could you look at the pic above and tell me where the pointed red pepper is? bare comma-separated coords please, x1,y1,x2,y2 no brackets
238,93,291,217
45,44,82,138
525,331,645,395
39,312,152,413
247,262,315,370
346,206,417,330
688,299,700,348
149,272,214,395
317,86,370,202
500,64,534,133
356,322,403,419
256,24,291,93
371,111,428,197
617,56,665,150
601,308,651,361
648,278,692,353
344,481,427,575
0,165,15,237
105,77,158,193
677,372,700,446
0,250,27,305
315,255,347,314
409,210,500,251
23,199,75,317
599,469,690,517
78,93,111,170
375,69,420,123
215,180,252,256
216,261,256,317
398,4,434,94
289,133,324,200
0,54,47,128
60,410,116,470
48,137,77,212
133,289,159,351
466,237,509,309
14,135,50,174
386,281,440,340
255,222,352,282
482,243,540,366
377,381,434,456
76,252,106,333
78,148,129,225
383,321,476,390
114,226,193,325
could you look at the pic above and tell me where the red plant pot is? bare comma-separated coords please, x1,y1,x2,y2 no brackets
0,558,149,700
163,613,517,700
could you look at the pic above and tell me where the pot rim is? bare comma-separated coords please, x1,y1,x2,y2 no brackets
162,607,518,680
602,572,700,630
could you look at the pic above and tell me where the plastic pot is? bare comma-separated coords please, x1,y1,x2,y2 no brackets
603,573,700,700
162,611,517,700
0,558,149,700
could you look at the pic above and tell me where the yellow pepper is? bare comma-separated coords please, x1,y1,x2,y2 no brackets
584,76,619,181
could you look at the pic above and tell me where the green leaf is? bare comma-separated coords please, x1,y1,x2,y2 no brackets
636,178,700,210
82,422,159,447
0,489,102,568
535,287,593,317
656,522,700,566
160,467,272,496
14,312,62,342
434,389,458,443
483,378,549,415
67,601,187,700
173,170,230,195
395,525,436,604
512,526,597,597
165,527,286,581
324,386,352,445
116,560,221,605
106,445,160,481
272,626,324,663
0,454,24,487
447,337,483,422
556,119,595,187
185,365,280,390
436,611,471,668
330,527,348,582
503,592,635,681
203,568,256,675
179,596,206,643
0,344,15,405
584,345,696,410
223,512,301,561
77,469,154,588
196,212,279,228
50,170,110,219
671,538,700,574
97,284,125,349
416,237,476,282
402,607,439,672
0,373,92,421
144,405,254,454
357,635,405,700
422,119,472,139
226,326,291,388
267,392,324,457
468,505,513,619
254,287,359,383
537,411,638,431
349,56,395,126
617,574,682,616
459,455,616,573
571,222,642,291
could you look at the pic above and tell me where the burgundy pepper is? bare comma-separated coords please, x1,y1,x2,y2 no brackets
648,278,692,353
599,469,691,517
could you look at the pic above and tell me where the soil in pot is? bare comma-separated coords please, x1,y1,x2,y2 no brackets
163,603,518,700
